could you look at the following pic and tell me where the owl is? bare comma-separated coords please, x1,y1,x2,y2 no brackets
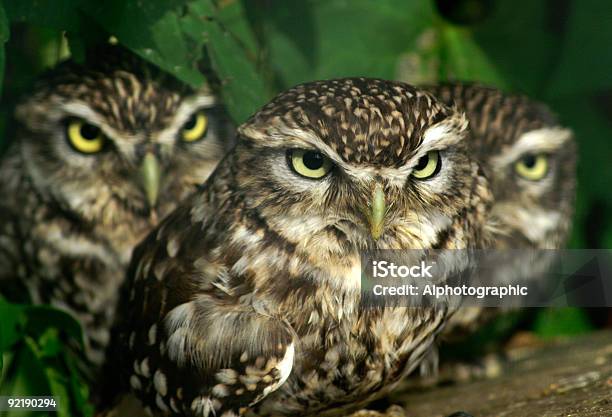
110,78,492,417
420,83,576,371
0,45,233,366
429,83,575,253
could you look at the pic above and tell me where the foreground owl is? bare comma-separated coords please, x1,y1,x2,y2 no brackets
418,83,576,375
0,45,232,365
110,78,492,416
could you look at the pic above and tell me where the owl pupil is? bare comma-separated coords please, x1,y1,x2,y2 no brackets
184,114,197,130
415,154,429,170
303,151,324,170
80,124,100,140
522,154,536,168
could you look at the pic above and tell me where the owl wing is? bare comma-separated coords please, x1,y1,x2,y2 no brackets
0,149,29,301
118,199,295,416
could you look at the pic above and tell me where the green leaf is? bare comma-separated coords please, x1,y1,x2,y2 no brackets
64,14,108,64
0,340,52,417
0,0,9,98
4,0,83,31
0,1,8,40
5,0,205,86
80,0,205,87
470,0,561,97
438,23,506,88
20,336,74,417
548,2,612,97
23,305,83,348
183,0,269,123
245,0,436,90
245,0,506,94
215,0,259,55
533,308,594,339
0,307,90,416
43,363,73,417
37,329,63,358
0,300,84,353
65,352,93,417
0,300,28,352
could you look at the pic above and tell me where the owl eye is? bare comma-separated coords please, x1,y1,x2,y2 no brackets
515,153,548,180
411,150,441,179
287,149,333,179
66,120,105,154
181,111,208,142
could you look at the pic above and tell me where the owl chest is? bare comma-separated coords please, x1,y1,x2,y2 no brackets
261,305,445,415
15,208,130,305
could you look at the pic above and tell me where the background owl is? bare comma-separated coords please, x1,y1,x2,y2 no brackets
420,83,576,374
107,78,492,417
0,45,233,366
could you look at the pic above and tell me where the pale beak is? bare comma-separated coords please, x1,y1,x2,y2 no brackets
139,152,161,208
368,183,386,240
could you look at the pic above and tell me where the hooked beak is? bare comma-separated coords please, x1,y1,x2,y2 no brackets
139,152,161,208
368,183,386,240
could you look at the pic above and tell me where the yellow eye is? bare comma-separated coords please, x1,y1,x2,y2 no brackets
411,150,441,179
288,149,333,179
515,154,548,180
181,111,208,142
66,120,105,154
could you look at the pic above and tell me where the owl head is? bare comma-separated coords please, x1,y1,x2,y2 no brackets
228,78,491,263
12,45,232,228
484,107,575,249
429,83,576,250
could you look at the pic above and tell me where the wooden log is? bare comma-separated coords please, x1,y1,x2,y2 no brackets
387,331,612,417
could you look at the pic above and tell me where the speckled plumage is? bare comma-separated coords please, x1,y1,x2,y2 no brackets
428,83,575,247
0,45,233,365
111,78,493,416
425,83,576,346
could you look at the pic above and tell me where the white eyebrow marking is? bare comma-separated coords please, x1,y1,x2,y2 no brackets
44,101,143,159
420,117,468,150
242,115,468,186
491,127,573,168
155,93,217,147
50,94,218,157
373,117,468,185
60,102,106,124
54,101,141,144
59,94,218,158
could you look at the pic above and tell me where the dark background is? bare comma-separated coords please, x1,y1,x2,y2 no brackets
0,1,610,416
